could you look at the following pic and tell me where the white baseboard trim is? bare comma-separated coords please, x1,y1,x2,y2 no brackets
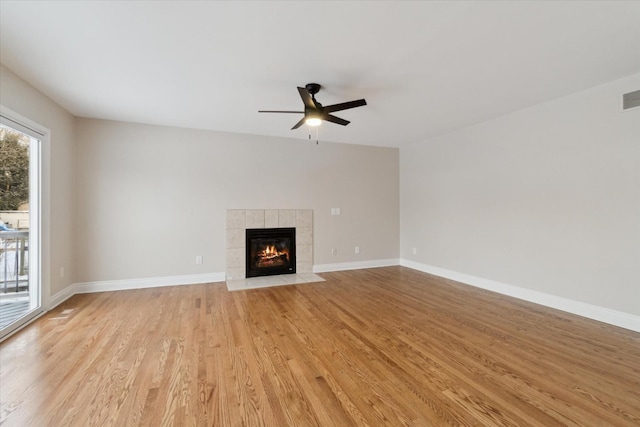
49,285,76,310
313,258,399,273
74,272,226,294
400,259,640,333
45,272,225,312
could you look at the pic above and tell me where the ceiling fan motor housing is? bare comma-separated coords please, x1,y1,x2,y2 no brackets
305,83,321,95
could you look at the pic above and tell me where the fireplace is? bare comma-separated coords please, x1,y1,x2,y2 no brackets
226,209,312,281
246,227,296,278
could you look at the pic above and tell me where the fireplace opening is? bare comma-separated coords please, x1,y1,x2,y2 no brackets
246,228,296,278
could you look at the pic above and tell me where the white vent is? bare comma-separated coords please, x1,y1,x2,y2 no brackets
623,90,640,110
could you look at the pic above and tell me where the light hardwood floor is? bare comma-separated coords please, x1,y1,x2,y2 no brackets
1,266,639,426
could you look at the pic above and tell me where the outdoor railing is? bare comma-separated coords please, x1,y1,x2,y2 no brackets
0,230,29,293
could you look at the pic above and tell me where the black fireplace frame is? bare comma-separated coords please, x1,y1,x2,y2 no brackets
246,227,296,278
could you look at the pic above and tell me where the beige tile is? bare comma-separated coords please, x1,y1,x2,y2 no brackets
296,244,313,262
227,272,323,290
226,228,245,249
226,248,245,268
262,276,282,286
279,274,298,284
296,262,313,274
249,276,272,286
296,209,313,227
226,268,245,281
278,209,296,227
297,227,313,245
298,273,325,283
246,209,265,228
226,210,246,229
265,210,279,228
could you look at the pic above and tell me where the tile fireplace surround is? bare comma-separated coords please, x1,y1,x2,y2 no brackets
226,209,313,281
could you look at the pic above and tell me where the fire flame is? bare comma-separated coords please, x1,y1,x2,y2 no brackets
254,243,290,268
261,245,284,259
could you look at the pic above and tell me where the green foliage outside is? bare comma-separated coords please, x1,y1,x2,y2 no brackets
0,128,30,211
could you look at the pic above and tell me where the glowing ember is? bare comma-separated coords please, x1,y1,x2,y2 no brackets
255,244,289,267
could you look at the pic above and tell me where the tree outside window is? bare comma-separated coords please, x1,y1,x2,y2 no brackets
0,128,30,211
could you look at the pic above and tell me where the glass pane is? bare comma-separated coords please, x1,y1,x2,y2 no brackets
0,125,38,334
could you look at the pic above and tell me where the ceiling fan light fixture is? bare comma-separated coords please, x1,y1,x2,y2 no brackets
305,117,322,127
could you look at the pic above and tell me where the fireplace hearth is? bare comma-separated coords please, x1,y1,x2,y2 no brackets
246,227,296,278
226,209,313,281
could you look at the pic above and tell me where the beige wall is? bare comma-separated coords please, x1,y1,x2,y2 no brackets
1,64,77,298
401,73,640,316
75,119,399,282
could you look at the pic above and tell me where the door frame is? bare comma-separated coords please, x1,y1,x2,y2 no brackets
0,105,49,341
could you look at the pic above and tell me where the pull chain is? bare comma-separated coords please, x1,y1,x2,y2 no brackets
308,126,320,145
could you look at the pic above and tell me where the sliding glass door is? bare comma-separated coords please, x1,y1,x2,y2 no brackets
0,116,42,341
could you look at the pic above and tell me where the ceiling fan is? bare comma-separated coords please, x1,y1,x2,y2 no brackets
259,83,367,130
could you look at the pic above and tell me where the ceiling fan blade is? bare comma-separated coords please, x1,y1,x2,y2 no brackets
324,114,350,126
297,87,318,109
323,99,367,113
258,110,304,114
291,117,307,130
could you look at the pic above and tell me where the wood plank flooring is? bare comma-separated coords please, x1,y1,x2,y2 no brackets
1,266,639,426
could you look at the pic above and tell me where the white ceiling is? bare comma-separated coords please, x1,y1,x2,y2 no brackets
1,1,639,148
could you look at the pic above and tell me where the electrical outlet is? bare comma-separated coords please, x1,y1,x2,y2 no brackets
412,247,417,255
59,266,65,278
355,246,360,254
331,248,337,256
195,255,203,264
